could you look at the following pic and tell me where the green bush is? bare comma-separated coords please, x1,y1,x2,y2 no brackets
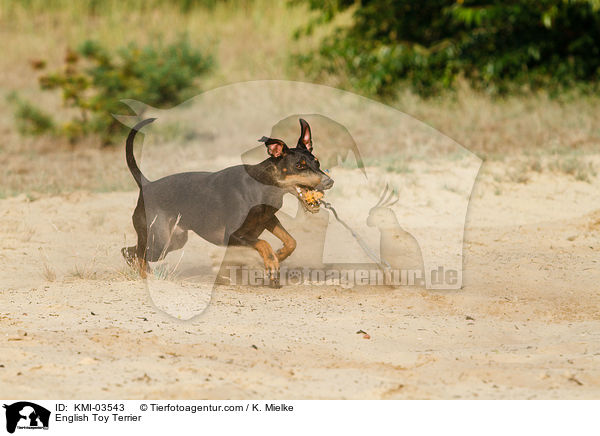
6,92,55,135
296,0,600,97
16,37,212,145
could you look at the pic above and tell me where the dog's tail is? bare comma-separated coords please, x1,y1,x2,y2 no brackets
126,118,156,188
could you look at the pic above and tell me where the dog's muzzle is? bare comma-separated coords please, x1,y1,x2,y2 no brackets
316,174,334,191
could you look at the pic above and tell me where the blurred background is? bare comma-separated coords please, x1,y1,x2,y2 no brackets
1,0,599,196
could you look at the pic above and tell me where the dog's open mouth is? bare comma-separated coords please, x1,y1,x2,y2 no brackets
294,185,324,213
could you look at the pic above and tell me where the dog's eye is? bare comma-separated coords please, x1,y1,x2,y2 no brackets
296,162,306,170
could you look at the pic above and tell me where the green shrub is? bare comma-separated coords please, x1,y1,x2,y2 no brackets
6,92,55,135
19,37,212,145
296,0,600,97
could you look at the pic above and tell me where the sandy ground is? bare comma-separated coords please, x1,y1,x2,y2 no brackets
1,159,599,399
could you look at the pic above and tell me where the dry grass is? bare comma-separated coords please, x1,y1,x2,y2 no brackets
547,155,597,182
68,263,97,280
0,0,316,91
394,83,600,158
19,223,36,241
115,266,141,281
41,262,56,282
0,0,599,197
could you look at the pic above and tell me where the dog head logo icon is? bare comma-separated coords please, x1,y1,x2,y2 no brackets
3,402,50,434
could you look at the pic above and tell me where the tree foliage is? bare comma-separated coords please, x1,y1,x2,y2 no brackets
296,0,600,96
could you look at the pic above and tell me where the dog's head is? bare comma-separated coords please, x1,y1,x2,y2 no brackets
259,118,334,213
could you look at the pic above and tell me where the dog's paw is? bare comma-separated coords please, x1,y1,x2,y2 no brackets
121,247,136,267
268,273,281,289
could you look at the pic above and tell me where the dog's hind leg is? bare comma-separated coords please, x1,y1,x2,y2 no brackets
122,196,151,277
143,211,189,267
122,199,188,278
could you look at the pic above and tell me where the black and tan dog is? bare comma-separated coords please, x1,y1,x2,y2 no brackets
122,118,333,287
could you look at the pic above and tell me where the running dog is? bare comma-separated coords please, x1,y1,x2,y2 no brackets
122,118,333,287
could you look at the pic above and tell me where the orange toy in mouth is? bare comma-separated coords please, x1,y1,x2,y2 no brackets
294,185,324,213
303,189,323,205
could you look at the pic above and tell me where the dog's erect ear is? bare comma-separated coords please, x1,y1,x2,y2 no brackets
258,136,288,158
296,118,313,152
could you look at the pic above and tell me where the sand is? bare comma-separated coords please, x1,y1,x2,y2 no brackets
1,159,599,399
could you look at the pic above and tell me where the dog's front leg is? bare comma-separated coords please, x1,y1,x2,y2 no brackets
266,217,297,262
229,234,281,288
252,240,280,288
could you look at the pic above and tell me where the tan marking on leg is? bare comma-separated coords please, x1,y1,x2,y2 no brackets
270,222,297,262
138,258,149,279
252,240,280,286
